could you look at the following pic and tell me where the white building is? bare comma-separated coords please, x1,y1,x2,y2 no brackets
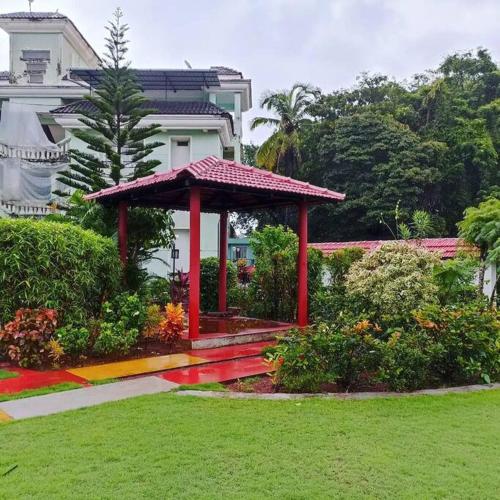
0,11,252,273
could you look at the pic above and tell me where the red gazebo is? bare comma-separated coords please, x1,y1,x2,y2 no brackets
85,156,344,339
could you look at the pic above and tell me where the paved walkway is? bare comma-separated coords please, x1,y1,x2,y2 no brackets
0,377,177,421
0,341,275,421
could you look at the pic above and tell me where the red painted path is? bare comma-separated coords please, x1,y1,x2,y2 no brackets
159,356,271,385
1,341,275,394
0,367,88,394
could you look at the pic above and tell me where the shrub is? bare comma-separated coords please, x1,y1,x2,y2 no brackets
310,248,364,323
413,302,500,384
55,325,90,357
346,243,439,320
268,321,383,392
142,276,171,305
248,226,323,322
432,257,479,305
0,219,121,325
103,293,147,333
143,304,163,339
0,308,58,367
93,322,139,356
378,331,433,391
158,303,184,344
92,293,146,356
200,257,238,312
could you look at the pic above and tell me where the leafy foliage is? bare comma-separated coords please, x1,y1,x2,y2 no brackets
0,219,120,325
158,303,184,344
310,247,364,322
291,50,499,241
93,293,146,355
270,302,499,393
200,257,238,312
250,83,319,176
55,325,91,357
0,309,58,367
248,225,323,322
432,257,479,304
346,243,439,319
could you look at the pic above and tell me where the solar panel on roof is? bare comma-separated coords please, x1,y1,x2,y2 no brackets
69,69,221,90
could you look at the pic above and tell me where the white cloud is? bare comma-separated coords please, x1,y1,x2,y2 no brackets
0,0,498,144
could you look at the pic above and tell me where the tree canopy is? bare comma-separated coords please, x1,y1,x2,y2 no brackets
244,49,499,242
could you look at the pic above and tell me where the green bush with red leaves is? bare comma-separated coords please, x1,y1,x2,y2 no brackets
0,308,58,367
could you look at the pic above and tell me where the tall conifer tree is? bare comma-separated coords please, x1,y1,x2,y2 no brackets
57,8,163,192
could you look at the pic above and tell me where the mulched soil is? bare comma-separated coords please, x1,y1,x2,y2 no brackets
224,375,391,394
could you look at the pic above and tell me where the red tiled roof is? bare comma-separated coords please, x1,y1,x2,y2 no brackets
85,156,345,208
310,238,474,259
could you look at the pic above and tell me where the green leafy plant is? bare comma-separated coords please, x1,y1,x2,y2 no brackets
92,293,147,356
248,225,323,322
93,322,139,356
0,219,121,325
413,302,500,384
310,247,364,323
458,197,500,301
0,309,58,367
432,257,479,304
200,257,238,312
55,325,90,357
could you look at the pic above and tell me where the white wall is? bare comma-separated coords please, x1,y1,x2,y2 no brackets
146,129,223,276
10,33,61,84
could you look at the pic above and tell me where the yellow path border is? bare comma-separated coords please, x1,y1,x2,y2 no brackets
0,409,12,422
67,353,208,381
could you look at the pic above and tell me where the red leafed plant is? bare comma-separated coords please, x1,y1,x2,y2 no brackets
0,308,58,367
158,303,184,344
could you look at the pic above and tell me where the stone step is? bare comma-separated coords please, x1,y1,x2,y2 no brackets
188,328,288,349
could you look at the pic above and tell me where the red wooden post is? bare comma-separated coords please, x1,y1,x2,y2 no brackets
218,211,228,312
189,186,201,338
297,201,308,327
118,201,128,265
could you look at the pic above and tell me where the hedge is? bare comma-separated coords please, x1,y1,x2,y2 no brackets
200,257,238,312
0,219,121,324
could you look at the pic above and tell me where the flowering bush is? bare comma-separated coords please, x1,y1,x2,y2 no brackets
158,303,184,343
0,308,58,367
346,243,439,320
269,301,499,392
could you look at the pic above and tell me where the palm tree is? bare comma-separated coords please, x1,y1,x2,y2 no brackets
250,83,319,177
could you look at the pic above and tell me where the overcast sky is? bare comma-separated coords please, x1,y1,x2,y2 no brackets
0,0,498,143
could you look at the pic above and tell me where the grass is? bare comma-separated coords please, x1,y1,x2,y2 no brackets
0,390,499,498
175,382,228,391
0,369,19,380
0,383,82,402
89,378,119,386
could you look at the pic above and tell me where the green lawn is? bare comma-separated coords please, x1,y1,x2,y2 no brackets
0,383,82,402
1,390,499,498
0,369,18,380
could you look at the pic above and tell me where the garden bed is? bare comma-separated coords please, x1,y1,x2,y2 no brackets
52,339,189,370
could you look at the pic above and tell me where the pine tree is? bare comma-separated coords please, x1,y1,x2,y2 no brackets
53,9,174,289
57,8,163,192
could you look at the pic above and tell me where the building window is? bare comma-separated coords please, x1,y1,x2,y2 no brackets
21,50,50,61
21,50,50,84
